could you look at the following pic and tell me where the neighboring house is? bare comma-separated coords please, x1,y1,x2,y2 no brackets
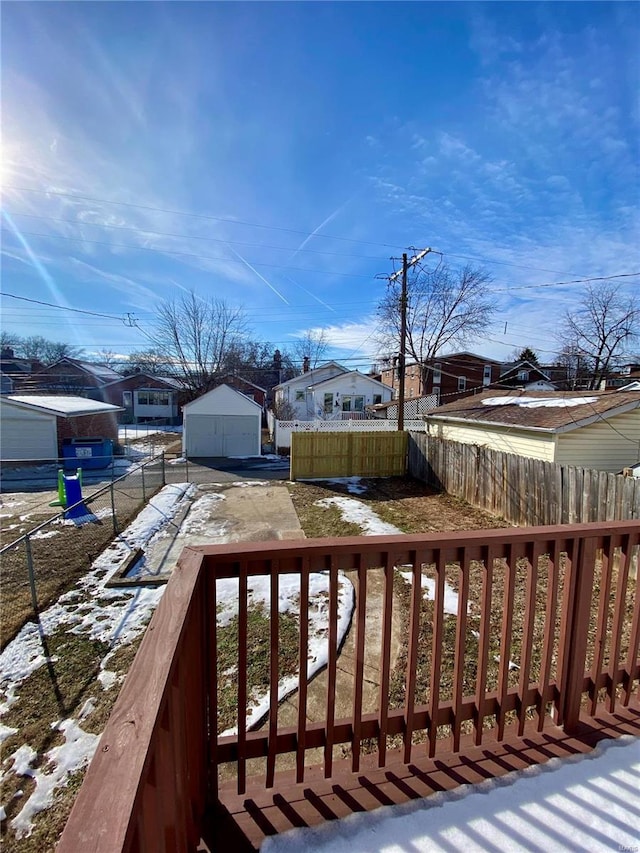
214,374,267,410
30,357,122,399
0,395,123,462
425,389,640,473
380,352,503,405
0,347,44,393
182,384,262,457
102,372,186,425
274,362,393,420
496,360,555,391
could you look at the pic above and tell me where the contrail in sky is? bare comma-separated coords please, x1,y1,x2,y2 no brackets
288,194,357,264
282,275,336,312
227,245,289,304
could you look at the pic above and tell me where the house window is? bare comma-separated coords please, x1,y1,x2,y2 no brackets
409,387,415,397
458,376,466,391
433,363,442,384
373,394,382,405
122,391,133,408
138,390,170,406
323,393,333,414
295,390,306,402
517,370,529,381
483,365,492,386
342,395,364,412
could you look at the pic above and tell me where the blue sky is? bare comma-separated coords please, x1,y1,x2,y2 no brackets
2,1,639,370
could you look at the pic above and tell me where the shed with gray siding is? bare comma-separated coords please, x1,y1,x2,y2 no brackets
182,384,262,458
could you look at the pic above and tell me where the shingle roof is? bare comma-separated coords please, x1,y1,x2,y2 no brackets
426,389,640,432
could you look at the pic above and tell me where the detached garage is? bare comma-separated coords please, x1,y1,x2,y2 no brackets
182,384,261,458
0,395,123,462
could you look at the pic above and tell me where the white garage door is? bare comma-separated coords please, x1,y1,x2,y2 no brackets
1,415,57,461
185,414,259,457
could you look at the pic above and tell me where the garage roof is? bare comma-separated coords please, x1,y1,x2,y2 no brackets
5,395,124,417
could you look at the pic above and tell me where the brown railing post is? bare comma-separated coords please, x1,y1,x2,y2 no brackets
559,535,597,733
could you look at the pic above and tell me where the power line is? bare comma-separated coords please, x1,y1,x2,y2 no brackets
4,185,402,250
0,291,128,321
0,229,377,279
6,211,390,262
7,186,632,280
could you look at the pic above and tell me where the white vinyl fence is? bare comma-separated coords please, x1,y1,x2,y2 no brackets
275,418,425,451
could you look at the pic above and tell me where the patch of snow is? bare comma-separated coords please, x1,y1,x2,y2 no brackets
262,735,640,853
315,496,402,536
303,476,368,495
0,723,18,745
30,530,60,540
78,698,96,720
230,480,269,487
10,720,100,838
218,571,355,735
6,744,37,777
397,569,462,616
482,396,598,409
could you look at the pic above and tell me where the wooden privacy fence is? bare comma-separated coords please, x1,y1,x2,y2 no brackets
291,430,408,479
59,522,640,851
409,433,640,526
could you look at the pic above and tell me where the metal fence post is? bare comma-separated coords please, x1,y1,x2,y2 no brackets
110,481,118,534
141,463,146,503
24,533,39,617
185,454,189,483
161,451,166,486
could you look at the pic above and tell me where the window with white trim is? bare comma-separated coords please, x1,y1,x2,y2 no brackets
483,365,492,386
458,376,466,391
433,362,442,384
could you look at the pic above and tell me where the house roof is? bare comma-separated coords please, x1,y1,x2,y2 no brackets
274,361,348,390
217,373,267,393
39,358,122,382
102,372,186,389
4,395,124,418
498,360,552,381
310,370,394,392
182,383,262,411
426,389,640,433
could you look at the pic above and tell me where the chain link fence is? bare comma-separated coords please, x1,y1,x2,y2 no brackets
0,456,167,649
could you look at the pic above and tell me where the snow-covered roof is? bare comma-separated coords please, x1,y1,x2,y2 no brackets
274,362,348,390
4,395,124,417
427,389,640,433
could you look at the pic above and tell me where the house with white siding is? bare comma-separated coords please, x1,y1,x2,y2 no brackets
274,362,393,420
425,389,640,473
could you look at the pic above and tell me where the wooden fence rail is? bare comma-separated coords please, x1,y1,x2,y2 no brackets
409,433,640,525
59,522,640,851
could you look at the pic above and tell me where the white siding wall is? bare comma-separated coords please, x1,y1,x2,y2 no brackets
555,410,640,472
0,403,58,461
426,420,556,462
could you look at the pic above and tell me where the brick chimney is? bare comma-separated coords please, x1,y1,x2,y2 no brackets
303,356,310,373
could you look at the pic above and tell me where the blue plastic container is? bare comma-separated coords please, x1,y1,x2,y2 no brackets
62,437,114,470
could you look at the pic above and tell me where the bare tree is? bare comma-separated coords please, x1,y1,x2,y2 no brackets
377,263,495,387
561,284,639,390
290,329,329,371
125,348,169,376
17,336,83,364
151,291,248,397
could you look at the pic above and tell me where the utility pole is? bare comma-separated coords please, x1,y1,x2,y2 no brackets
389,248,433,431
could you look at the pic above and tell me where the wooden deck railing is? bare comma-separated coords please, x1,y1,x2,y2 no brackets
58,522,640,852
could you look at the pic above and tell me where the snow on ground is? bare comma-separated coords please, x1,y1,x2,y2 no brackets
217,571,354,735
303,477,368,495
315,496,462,613
117,425,183,439
262,735,640,853
0,483,195,837
482,396,598,408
